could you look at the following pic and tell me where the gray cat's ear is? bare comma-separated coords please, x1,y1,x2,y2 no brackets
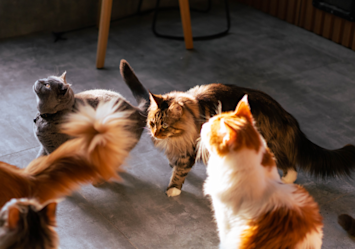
59,71,67,84
60,84,69,95
149,91,164,106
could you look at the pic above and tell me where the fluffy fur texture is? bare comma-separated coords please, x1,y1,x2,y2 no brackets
202,95,323,249
338,214,355,236
0,100,137,208
0,198,58,249
33,59,149,158
147,83,355,196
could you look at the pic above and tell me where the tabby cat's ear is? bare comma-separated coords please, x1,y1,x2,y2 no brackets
234,95,253,121
40,202,57,226
169,103,183,117
6,206,20,230
149,91,164,107
59,71,67,84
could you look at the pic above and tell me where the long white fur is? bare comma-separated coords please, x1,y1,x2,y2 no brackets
201,117,323,249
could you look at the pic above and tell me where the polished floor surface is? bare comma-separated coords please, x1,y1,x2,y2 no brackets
1,1,355,248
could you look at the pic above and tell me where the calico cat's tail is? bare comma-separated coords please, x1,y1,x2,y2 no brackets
338,214,355,236
119,59,150,113
23,100,137,203
296,131,355,178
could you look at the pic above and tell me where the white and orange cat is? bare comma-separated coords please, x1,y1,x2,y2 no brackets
201,95,323,249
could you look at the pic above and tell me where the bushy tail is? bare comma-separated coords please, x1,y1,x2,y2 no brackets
120,59,150,113
24,100,138,203
338,214,355,236
297,132,355,178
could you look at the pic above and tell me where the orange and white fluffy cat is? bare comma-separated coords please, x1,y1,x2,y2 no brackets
201,95,323,249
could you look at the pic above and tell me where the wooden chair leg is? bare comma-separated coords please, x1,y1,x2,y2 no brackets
96,0,113,69
178,0,194,49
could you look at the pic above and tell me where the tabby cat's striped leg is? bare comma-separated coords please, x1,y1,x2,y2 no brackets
166,154,196,197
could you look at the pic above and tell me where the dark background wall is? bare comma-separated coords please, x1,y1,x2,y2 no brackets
0,0,181,40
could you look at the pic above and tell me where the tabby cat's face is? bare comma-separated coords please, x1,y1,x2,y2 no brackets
33,72,74,114
147,94,184,140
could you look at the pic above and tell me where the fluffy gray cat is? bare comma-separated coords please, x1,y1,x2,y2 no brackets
33,59,149,158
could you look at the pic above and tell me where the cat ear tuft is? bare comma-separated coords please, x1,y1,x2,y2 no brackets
7,206,20,230
40,202,57,226
60,84,68,95
234,95,252,121
59,71,67,84
220,119,237,148
149,91,164,107
169,103,183,117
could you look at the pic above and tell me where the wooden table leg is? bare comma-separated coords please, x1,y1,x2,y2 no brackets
96,0,113,69
179,0,194,49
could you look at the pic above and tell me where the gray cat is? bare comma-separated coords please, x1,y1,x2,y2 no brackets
33,59,149,158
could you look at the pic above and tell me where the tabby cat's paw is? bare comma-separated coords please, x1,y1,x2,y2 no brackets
281,168,298,184
166,187,181,197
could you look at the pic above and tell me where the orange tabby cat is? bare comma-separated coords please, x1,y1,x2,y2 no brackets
202,95,323,248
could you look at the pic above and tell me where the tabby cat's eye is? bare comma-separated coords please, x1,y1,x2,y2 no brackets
162,123,168,129
45,84,50,88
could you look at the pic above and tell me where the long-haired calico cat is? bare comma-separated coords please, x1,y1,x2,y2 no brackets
33,59,149,158
0,100,137,208
147,83,355,196
0,198,58,249
202,95,323,248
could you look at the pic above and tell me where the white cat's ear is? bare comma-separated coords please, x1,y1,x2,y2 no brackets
40,202,57,226
234,95,253,121
220,119,236,148
59,71,67,84
6,206,20,230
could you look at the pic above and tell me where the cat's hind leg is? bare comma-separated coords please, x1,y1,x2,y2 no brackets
281,167,298,184
166,154,196,197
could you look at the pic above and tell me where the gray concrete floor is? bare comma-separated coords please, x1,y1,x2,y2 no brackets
1,1,355,248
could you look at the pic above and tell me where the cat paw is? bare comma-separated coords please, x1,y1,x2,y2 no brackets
281,168,298,184
166,187,181,197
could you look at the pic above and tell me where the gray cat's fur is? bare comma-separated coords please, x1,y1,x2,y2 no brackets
33,60,149,158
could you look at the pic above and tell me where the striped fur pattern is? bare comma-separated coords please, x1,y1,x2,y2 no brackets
202,96,323,249
0,198,58,249
0,100,137,208
148,91,202,196
148,82,355,197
